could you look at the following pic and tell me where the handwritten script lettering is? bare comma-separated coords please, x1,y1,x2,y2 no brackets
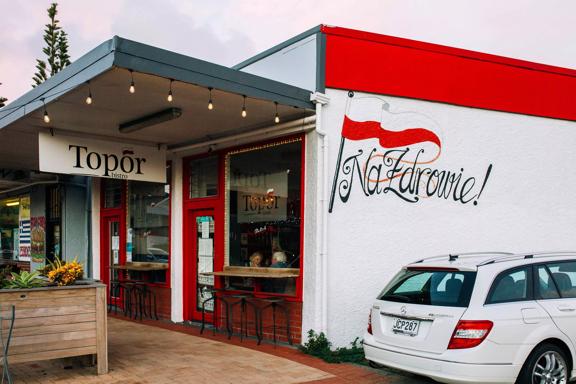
336,148,492,206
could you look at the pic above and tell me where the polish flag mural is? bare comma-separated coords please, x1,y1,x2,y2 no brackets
340,96,442,158
329,93,492,212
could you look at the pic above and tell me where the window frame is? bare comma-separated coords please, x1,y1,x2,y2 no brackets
534,260,576,300
99,163,172,288
223,136,305,301
485,265,534,305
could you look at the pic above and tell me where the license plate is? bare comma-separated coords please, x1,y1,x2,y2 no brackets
391,318,420,336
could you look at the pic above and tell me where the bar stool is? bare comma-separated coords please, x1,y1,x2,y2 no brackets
257,297,292,346
108,280,133,317
228,293,259,342
200,287,233,336
132,282,158,320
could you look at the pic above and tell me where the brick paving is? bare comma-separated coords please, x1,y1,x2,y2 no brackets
10,317,432,383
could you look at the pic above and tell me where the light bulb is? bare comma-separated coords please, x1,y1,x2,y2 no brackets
208,99,213,110
167,91,173,102
129,82,135,94
241,108,247,118
43,111,50,124
275,114,280,124
86,94,93,105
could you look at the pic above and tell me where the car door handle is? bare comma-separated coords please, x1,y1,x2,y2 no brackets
557,305,576,312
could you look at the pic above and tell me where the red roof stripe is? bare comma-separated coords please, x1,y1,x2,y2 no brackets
322,25,576,121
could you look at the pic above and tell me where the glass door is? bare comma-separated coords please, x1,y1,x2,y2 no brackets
188,209,216,321
102,215,123,304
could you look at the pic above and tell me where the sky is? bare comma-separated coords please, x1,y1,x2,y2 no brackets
2,0,576,102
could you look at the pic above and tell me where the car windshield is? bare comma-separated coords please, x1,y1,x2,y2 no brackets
379,268,477,307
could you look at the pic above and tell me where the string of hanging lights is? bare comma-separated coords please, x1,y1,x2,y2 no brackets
2,69,286,126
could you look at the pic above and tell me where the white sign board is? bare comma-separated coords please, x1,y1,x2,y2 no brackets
39,133,166,183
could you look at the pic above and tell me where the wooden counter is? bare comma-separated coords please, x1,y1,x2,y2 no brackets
202,266,299,278
110,262,168,272
0,282,108,375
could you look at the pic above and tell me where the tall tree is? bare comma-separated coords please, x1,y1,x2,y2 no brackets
32,3,71,87
0,83,6,108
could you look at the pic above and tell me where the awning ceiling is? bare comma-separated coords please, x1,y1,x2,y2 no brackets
0,36,315,173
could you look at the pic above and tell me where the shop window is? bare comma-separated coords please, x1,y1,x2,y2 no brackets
0,198,21,260
128,165,171,283
188,156,218,199
226,139,302,296
103,179,123,209
46,186,61,262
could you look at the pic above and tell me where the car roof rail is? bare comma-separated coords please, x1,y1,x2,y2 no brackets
413,251,514,264
478,251,576,266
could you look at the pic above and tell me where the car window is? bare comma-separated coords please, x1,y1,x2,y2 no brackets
486,267,532,304
546,261,576,298
536,266,560,299
379,269,476,307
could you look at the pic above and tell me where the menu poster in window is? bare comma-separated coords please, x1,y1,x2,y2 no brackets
126,228,133,263
18,196,31,261
30,216,46,264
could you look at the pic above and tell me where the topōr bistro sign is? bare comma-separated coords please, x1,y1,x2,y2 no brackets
38,132,166,183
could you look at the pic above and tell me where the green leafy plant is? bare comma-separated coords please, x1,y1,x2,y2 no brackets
4,271,45,289
300,330,366,364
32,3,71,87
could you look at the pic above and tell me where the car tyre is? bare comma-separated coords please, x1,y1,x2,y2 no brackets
516,343,569,384
368,360,384,369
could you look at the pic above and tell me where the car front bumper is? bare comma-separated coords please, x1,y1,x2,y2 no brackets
363,338,520,384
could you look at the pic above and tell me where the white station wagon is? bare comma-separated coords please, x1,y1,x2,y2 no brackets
363,252,576,384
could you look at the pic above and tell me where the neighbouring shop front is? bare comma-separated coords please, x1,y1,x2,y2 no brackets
0,171,90,275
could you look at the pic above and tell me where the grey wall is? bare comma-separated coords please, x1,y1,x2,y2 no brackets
61,177,89,275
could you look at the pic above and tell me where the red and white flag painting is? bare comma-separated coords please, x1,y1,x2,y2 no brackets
341,96,442,162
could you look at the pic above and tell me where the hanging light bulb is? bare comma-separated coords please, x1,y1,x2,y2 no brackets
167,79,173,102
208,87,214,110
129,70,135,94
274,102,280,124
241,95,247,118
42,99,50,124
85,81,93,105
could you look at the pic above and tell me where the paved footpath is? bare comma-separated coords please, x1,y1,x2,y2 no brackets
11,317,432,383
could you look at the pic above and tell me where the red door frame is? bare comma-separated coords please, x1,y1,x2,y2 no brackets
183,154,224,322
100,210,126,304
183,206,221,322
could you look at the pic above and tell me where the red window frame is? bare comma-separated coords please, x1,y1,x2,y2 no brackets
182,135,305,305
99,163,172,288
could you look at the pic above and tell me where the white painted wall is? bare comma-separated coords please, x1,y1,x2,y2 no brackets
91,177,101,280
239,34,317,91
322,88,576,347
170,155,184,322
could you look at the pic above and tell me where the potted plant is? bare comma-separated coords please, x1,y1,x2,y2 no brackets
0,257,108,375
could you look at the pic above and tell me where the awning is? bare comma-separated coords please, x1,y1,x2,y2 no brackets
0,36,315,172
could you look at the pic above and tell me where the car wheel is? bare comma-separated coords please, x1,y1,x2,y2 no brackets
368,360,384,369
517,343,569,384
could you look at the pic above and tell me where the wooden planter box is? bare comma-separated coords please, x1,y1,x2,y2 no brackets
0,282,108,374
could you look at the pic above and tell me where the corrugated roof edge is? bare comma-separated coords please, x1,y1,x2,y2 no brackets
0,37,117,128
320,25,576,78
0,35,315,130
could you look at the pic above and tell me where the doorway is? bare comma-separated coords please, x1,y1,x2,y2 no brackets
184,208,217,322
101,214,124,305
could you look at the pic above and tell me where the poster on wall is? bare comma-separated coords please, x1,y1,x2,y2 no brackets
18,196,31,261
30,216,46,264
